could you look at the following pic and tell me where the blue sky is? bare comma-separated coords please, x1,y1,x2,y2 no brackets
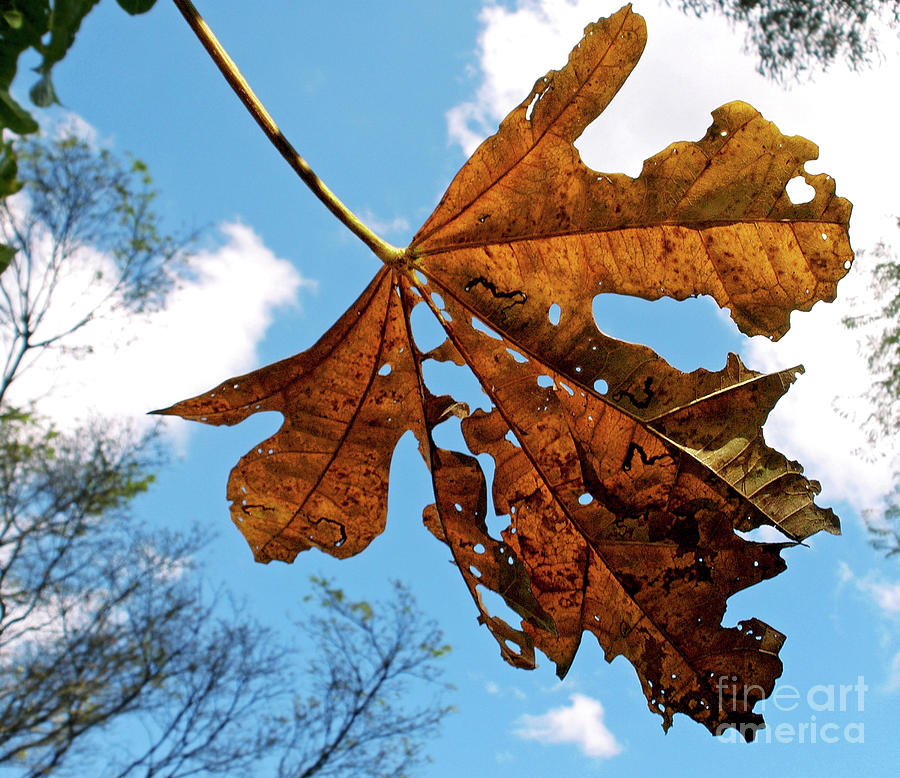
11,0,900,774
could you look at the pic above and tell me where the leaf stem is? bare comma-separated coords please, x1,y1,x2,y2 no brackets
172,0,406,266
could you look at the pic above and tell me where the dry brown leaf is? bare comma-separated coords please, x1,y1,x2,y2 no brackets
157,4,852,740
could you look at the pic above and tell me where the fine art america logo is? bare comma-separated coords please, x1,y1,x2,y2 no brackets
716,676,867,744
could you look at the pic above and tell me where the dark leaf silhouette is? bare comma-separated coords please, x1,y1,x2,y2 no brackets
158,4,852,740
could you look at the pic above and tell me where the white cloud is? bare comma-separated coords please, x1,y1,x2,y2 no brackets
2,109,314,444
841,561,900,692
51,111,101,146
515,693,622,759
839,563,900,618
482,679,527,699
742,257,900,509
447,0,605,156
887,651,900,692
358,208,410,239
4,217,313,442
868,579,900,616
838,560,854,584
448,0,900,510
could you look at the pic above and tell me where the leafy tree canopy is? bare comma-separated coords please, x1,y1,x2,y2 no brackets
0,0,158,272
678,0,900,79
0,131,451,776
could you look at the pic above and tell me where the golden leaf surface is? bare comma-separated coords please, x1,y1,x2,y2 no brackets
158,4,851,739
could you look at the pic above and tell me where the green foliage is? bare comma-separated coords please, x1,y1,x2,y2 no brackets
116,0,155,13
0,0,159,269
1,1,158,117
0,412,299,777
0,243,13,274
283,578,453,778
0,135,188,408
678,0,900,78
14,135,184,308
844,227,900,440
844,222,900,555
0,110,450,778
0,445,453,777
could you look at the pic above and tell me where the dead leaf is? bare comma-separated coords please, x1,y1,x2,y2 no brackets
157,4,851,740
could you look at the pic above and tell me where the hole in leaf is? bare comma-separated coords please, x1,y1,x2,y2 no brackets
548,302,561,326
785,176,815,204
410,301,445,352
414,270,428,285
486,512,509,537
505,429,521,447
423,359,491,413
593,293,742,371
454,503,463,512
506,347,528,363
471,317,502,340
594,379,608,394
537,375,554,388
378,363,392,376
430,415,465,451
735,525,794,544
525,91,541,121
473,543,485,554
480,587,529,637
578,493,593,505
431,292,445,309
469,565,482,579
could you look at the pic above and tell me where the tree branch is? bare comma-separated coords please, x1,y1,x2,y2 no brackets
171,0,406,268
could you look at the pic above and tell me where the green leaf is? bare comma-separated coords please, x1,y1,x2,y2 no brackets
0,141,22,198
38,0,102,77
3,10,24,29
0,89,38,135
28,73,59,108
116,0,157,14
0,244,16,275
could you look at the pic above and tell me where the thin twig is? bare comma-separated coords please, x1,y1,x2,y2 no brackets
171,0,406,267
